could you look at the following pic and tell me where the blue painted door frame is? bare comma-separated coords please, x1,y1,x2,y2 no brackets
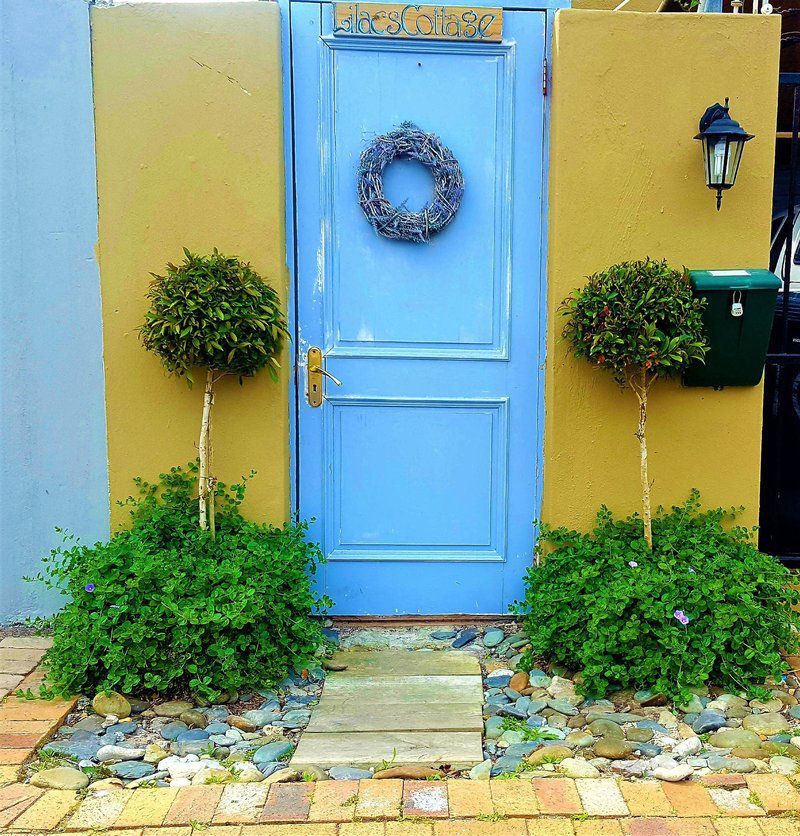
280,0,562,615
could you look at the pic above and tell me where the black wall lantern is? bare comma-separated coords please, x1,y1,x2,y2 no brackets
694,98,754,210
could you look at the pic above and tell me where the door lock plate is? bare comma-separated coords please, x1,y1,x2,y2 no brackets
307,347,324,407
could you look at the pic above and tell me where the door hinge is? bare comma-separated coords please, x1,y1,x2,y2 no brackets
542,57,548,96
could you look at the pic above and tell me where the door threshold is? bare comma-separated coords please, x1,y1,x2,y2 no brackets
331,614,518,627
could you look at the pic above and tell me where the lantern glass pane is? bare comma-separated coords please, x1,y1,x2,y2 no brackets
709,137,728,187
724,139,745,187
701,137,713,188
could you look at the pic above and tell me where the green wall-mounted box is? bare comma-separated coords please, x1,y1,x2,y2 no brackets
684,268,781,388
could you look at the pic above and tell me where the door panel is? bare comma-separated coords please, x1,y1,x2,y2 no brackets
324,37,514,359
292,3,545,614
328,398,507,559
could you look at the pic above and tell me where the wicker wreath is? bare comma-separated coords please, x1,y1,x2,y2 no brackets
357,122,464,243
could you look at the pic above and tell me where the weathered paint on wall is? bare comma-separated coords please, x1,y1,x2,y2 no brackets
544,10,780,532
0,0,110,623
91,2,290,527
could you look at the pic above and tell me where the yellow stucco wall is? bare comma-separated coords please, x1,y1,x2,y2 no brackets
571,0,663,11
544,10,780,531
91,2,289,527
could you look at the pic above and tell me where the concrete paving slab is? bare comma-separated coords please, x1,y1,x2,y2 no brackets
332,650,480,677
322,675,483,704
291,731,483,770
306,699,483,733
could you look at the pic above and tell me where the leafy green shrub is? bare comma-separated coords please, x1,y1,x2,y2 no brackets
516,492,800,702
140,249,289,536
139,249,287,380
28,464,329,700
561,260,708,547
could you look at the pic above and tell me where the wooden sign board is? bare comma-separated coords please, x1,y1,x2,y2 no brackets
333,3,503,42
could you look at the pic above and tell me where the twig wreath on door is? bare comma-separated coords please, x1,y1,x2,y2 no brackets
357,122,464,243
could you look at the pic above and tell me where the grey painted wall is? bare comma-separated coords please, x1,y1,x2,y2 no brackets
1,0,110,623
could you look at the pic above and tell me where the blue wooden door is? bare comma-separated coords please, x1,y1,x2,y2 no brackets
291,2,546,615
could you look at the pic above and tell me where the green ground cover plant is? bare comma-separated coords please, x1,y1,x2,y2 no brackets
28,464,329,700
499,717,562,743
516,492,800,702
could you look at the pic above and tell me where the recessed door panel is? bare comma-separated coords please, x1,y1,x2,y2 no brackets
328,398,507,558
325,39,513,358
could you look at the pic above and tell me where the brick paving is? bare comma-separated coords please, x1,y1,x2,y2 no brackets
355,778,403,820
446,777,493,818
618,780,673,817
0,636,77,775
1,775,795,833
2,650,800,833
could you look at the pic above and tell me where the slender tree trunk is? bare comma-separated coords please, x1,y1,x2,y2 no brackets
633,367,653,550
198,369,215,534
208,380,216,540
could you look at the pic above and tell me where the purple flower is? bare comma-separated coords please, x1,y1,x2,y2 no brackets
84,583,95,593
688,567,695,573
628,561,638,568
673,609,690,625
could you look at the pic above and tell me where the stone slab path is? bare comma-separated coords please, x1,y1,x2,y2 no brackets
291,650,484,770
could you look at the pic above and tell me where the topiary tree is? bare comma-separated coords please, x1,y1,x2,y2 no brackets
561,259,708,549
140,249,288,537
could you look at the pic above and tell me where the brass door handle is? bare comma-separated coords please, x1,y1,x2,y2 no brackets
306,347,341,407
